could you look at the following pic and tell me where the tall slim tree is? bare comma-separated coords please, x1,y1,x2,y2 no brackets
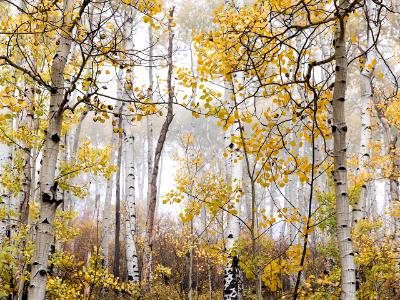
142,7,175,287
331,1,356,299
28,1,91,298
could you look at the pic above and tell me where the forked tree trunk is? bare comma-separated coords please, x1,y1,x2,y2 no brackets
331,3,356,299
142,8,175,287
28,1,89,298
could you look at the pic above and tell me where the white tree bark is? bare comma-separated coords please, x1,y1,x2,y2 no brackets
16,87,34,226
223,77,243,299
116,7,140,281
101,116,119,266
123,120,139,281
332,3,356,299
147,24,154,210
352,0,377,225
28,0,89,298
0,116,12,243
224,143,243,300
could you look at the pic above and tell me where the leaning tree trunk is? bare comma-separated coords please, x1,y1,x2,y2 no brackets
142,8,175,287
28,0,89,298
331,4,356,300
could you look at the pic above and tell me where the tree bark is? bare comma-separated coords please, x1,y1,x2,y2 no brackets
101,105,120,266
352,0,377,225
224,145,243,300
142,8,175,286
28,1,90,298
0,116,12,243
332,3,356,299
147,24,154,210
123,120,139,281
223,76,243,300
113,109,123,278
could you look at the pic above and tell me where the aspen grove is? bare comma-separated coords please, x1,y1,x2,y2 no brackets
1,0,400,299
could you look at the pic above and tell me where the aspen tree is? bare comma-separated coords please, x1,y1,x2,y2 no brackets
332,1,357,298
147,24,154,210
120,7,140,282
28,1,91,298
352,0,378,225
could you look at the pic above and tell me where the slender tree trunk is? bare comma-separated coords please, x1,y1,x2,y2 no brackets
17,103,34,226
373,93,400,233
101,103,122,266
67,109,87,211
188,220,193,300
224,145,243,300
113,110,123,278
147,24,154,210
28,1,89,298
269,183,277,220
332,4,356,299
0,113,13,243
123,120,139,281
155,152,163,215
223,75,243,299
352,0,377,225
114,7,140,282
142,8,175,286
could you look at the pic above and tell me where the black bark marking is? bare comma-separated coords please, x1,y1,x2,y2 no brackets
42,193,51,202
51,181,58,193
51,133,60,143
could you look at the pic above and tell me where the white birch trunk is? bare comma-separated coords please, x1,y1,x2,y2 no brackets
147,24,154,210
224,144,243,300
117,7,140,281
332,3,356,299
16,87,34,226
28,0,89,298
352,0,377,225
123,120,139,281
0,117,12,243
101,119,119,266
223,76,243,299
